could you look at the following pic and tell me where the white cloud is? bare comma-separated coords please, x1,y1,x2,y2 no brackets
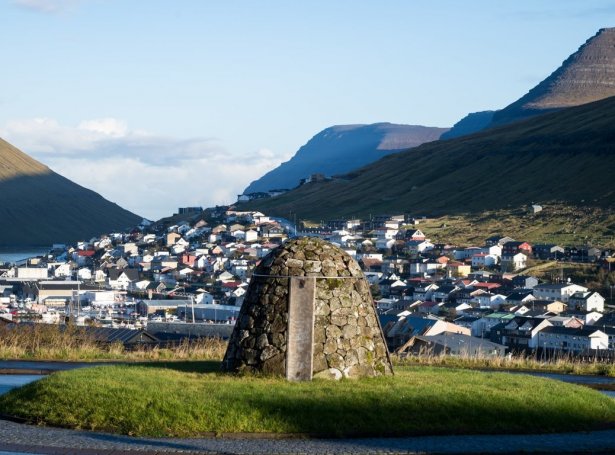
12,0,79,14
1,118,291,220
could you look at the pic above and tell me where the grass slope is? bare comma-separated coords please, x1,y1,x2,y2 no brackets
0,138,142,246
1,364,613,437
243,96,615,222
415,204,615,248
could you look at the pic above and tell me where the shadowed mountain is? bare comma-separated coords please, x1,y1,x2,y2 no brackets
0,138,142,246
440,111,495,140
243,123,448,194
240,95,615,220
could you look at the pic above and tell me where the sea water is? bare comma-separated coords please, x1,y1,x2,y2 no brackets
0,247,49,264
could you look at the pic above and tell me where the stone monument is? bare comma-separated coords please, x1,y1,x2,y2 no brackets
222,237,393,380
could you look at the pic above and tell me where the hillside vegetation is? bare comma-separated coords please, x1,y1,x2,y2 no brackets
0,138,142,246
242,96,615,224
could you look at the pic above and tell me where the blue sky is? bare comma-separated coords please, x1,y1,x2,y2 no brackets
1,0,614,219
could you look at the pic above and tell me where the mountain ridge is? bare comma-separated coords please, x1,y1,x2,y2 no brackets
243,122,448,194
239,95,615,220
444,27,615,139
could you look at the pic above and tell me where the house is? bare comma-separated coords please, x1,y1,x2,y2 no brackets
533,244,565,260
245,229,258,243
568,291,605,313
398,229,426,241
400,332,507,357
447,262,471,278
500,253,527,272
432,284,459,303
471,312,516,338
485,236,515,247
537,326,608,354
533,283,588,303
511,275,539,289
108,268,140,290
454,247,482,261
526,299,567,314
412,282,439,301
502,241,532,256
36,280,82,306
136,299,192,316
490,317,552,351
166,232,182,246
381,314,470,351
505,290,535,306
473,291,507,309
564,310,603,326
547,315,584,328
471,253,498,268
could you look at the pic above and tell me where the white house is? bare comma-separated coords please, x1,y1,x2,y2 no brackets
481,245,502,257
568,291,605,312
376,238,396,250
245,229,258,243
473,291,507,309
471,253,498,268
533,283,588,303
538,327,608,353
454,247,482,261
406,240,435,255
77,268,92,280
53,262,73,278
501,253,527,271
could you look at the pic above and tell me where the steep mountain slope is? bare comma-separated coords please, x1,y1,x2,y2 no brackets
444,28,615,139
440,111,494,140
243,123,448,194
241,95,615,220
491,27,615,127
0,138,142,246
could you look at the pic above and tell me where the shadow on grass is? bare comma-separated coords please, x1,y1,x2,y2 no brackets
130,360,222,374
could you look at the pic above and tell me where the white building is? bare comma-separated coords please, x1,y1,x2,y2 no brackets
568,291,605,313
538,327,608,353
533,283,588,303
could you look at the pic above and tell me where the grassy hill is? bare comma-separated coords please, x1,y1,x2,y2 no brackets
242,95,615,224
0,138,142,246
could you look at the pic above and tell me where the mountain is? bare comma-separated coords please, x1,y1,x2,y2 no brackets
439,111,494,140
239,95,615,220
491,27,615,126
444,27,615,138
0,138,142,246
243,123,448,194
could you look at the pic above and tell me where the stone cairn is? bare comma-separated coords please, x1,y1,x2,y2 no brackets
222,237,393,380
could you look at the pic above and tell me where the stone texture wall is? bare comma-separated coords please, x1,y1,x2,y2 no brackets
222,237,393,379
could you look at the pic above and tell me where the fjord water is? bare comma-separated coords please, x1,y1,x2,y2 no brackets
0,247,49,264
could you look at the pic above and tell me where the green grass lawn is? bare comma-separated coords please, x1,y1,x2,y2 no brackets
1,363,614,438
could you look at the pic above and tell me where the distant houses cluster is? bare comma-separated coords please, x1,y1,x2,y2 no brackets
0,207,614,359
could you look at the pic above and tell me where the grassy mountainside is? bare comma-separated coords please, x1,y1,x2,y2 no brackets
0,138,142,246
242,95,615,222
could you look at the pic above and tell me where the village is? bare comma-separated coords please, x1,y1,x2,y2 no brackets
0,206,614,359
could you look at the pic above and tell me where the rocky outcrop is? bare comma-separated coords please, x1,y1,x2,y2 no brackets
222,237,393,379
